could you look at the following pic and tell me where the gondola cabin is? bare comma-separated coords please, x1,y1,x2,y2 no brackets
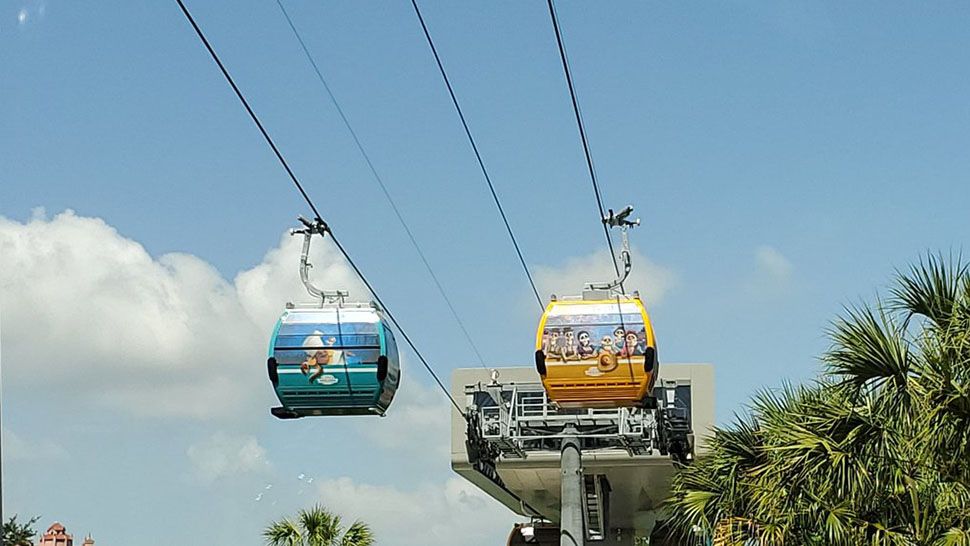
268,303,400,418
535,292,658,409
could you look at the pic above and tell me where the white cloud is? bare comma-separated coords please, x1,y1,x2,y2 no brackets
533,247,676,305
742,245,795,301
186,432,270,484
17,8,27,25
235,231,367,332
354,376,451,457
0,210,360,420
316,476,516,546
755,245,793,281
2,426,69,461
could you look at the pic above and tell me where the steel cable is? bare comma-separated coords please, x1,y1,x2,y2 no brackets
273,0,488,369
410,0,544,310
174,0,464,416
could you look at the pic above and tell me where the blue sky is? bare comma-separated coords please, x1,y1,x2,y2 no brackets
3,1,970,545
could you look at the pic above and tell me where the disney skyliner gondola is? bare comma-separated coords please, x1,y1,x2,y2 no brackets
534,205,660,409
268,218,400,418
267,207,655,416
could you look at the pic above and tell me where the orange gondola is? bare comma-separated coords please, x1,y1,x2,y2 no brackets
533,205,659,409
535,293,658,409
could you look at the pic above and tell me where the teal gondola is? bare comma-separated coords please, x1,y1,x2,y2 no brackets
267,217,400,418
268,303,400,418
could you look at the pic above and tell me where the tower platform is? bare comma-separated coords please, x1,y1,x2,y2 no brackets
450,364,714,542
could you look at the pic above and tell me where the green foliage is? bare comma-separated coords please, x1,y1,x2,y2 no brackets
3,515,40,546
664,254,970,546
264,505,374,546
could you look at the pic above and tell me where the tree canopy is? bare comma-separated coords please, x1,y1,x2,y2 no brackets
665,255,970,545
264,505,374,546
3,515,40,546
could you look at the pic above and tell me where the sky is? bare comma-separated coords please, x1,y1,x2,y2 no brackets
2,1,970,545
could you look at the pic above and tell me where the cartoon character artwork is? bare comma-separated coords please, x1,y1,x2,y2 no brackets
636,328,649,356
546,329,564,362
538,301,651,378
597,336,618,372
612,326,626,352
619,331,642,358
300,332,353,384
560,328,580,361
576,330,596,359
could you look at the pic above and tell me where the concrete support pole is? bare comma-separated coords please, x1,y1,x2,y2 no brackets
560,431,583,546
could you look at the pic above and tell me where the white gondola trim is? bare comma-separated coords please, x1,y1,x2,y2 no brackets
547,302,641,316
277,368,376,374
282,309,381,324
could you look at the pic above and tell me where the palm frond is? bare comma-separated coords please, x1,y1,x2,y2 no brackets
263,518,302,546
824,304,912,395
299,506,341,546
891,253,967,330
341,521,375,546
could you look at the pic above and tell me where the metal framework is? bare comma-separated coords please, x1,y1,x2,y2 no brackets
588,205,639,293
465,378,694,461
453,364,713,545
463,377,695,544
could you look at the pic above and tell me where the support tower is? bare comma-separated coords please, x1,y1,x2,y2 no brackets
451,364,714,544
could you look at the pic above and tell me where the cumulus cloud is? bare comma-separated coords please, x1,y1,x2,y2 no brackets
354,376,451,457
0,210,360,420
755,245,793,281
2,426,69,461
316,476,516,546
235,231,366,331
743,245,795,300
533,247,676,304
187,432,270,484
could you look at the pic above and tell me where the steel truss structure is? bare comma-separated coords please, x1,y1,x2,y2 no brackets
465,378,694,462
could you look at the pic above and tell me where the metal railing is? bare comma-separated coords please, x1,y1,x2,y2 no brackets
468,381,661,457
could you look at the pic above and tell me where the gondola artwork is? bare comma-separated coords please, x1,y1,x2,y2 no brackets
268,218,400,419
539,300,656,373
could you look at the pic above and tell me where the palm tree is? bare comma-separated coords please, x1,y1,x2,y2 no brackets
664,255,970,545
264,505,374,546
3,515,39,546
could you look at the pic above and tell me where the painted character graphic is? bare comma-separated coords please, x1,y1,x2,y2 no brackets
301,334,353,384
636,328,649,355
300,332,329,384
546,329,563,361
560,328,580,361
612,327,626,351
597,336,618,372
576,330,595,359
620,332,642,358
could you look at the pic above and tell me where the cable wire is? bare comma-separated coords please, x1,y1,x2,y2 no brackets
329,234,462,414
174,0,321,222
273,0,488,370
547,1,638,391
546,0,624,289
173,0,464,417
409,0,544,310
